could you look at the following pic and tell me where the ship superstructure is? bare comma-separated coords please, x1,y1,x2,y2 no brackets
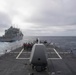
0,26,23,42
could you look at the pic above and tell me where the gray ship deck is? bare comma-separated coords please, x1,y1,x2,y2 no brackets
0,45,76,75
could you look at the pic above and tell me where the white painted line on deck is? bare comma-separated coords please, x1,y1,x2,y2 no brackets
53,48,62,59
16,48,62,60
10,52,20,53
17,58,30,59
10,52,70,54
48,58,61,60
10,52,31,53
11,52,70,54
16,49,24,59
17,58,61,60
47,52,70,54
57,52,70,54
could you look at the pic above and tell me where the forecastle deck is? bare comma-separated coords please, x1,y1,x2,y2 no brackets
0,45,76,75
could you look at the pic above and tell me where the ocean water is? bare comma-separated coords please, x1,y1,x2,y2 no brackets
0,36,76,56
0,40,23,56
23,36,76,52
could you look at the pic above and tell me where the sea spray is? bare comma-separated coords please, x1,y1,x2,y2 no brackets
0,40,23,56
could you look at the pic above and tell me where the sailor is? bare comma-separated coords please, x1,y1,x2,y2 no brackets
27,43,30,50
36,38,40,43
28,43,32,50
5,50,7,54
23,43,26,50
71,50,73,54
36,38,38,43
43,40,47,44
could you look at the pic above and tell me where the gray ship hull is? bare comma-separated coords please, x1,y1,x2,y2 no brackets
0,26,23,42
0,44,76,75
0,35,23,42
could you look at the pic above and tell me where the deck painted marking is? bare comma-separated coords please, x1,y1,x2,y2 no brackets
16,49,24,59
16,57,61,60
10,52,31,53
10,52,70,54
17,58,30,59
48,58,61,60
16,48,62,60
48,52,70,54
53,48,62,59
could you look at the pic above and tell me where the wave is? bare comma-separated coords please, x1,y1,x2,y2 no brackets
0,40,23,56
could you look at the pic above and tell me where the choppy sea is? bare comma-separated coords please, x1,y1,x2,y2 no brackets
0,36,76,56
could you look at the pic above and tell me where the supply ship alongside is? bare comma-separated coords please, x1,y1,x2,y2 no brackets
0,26,23,42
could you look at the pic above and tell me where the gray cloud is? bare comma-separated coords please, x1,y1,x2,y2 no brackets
0,12,12,35
0,0,76,36
0,12,11,28
24,0,76,26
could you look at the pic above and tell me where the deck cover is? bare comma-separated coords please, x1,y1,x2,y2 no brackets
30,44,47,65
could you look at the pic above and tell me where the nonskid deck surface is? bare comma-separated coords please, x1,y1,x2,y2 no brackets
0,45,76,75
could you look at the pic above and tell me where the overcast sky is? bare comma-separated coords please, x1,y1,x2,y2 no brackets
0,0,76,36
